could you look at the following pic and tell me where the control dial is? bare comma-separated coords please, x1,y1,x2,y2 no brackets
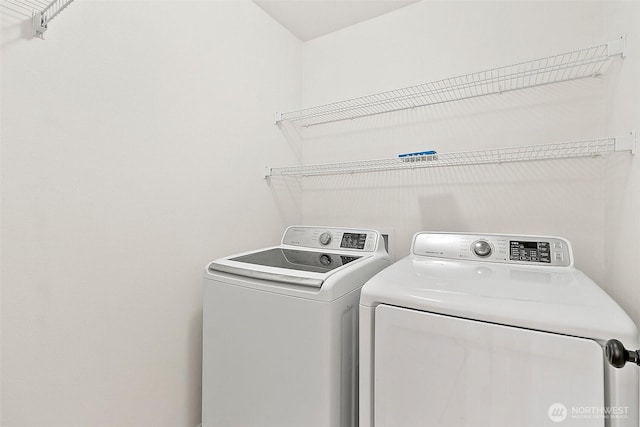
319,254,332,266
472,240,492,258
319,232,332,246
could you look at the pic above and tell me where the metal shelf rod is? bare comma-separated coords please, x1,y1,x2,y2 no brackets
265,133,635,178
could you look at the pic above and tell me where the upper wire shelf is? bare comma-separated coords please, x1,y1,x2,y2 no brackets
276,36,626,127
265,133,636,178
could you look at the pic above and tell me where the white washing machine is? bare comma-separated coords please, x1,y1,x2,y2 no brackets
360,232,639,427
202,225,391,427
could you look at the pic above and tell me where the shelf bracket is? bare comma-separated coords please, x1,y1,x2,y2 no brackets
274,112,283,125
32,12,47,39
607,34,626,58
615,131,636,154
264,166,273,179
31,0,76,40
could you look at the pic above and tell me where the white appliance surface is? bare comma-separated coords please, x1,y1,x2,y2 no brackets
202,225,391,427
209,225,383,298
360,232,639,427
375,304,603,427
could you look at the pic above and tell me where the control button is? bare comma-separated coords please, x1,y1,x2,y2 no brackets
319,232,332,246
472,240,492,258
553,242,563,249
554,252,563,261
319,254,332,266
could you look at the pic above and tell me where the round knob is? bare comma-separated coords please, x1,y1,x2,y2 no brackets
606,339,627,368
319,254,332,266
319,232,332,246
605,339,640,369
472,240,492,257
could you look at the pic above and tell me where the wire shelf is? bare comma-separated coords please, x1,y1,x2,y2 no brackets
265,135,635,178
277,37,625,127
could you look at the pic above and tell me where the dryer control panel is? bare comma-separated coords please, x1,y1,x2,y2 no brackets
282,226,381,253
412,232,572,267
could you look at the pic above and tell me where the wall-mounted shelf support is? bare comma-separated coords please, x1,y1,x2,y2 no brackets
264,133,635,178
614,130,636,154
32,11,47,38
31,0,75,39
608,34,627,58
276,36,627,127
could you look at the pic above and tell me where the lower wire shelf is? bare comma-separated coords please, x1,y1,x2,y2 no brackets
265,133,635,178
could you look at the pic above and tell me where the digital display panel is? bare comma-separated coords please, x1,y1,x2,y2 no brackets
509,241,551,263
340,233,367,250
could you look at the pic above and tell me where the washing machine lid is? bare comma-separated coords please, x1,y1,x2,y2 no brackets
210,247,366,287
207,226,386,288
361,233,639,346
228,248,361,273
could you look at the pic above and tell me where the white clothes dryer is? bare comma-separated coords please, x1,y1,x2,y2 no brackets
202,226,391,427
359,232,639,427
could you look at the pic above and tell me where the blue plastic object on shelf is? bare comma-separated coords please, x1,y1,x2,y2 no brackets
398,150,438,162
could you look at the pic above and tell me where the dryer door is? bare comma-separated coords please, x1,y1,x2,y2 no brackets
374,304,605,427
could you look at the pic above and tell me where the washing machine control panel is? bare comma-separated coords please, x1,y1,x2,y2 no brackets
282,226,380,252
412,233,572,267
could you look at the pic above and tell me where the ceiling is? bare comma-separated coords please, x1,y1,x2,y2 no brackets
253,0,420,42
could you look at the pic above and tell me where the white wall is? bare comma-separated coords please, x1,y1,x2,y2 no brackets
602,2,640,328
0,1,301,426
294,0,640,325
2,1,638,426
